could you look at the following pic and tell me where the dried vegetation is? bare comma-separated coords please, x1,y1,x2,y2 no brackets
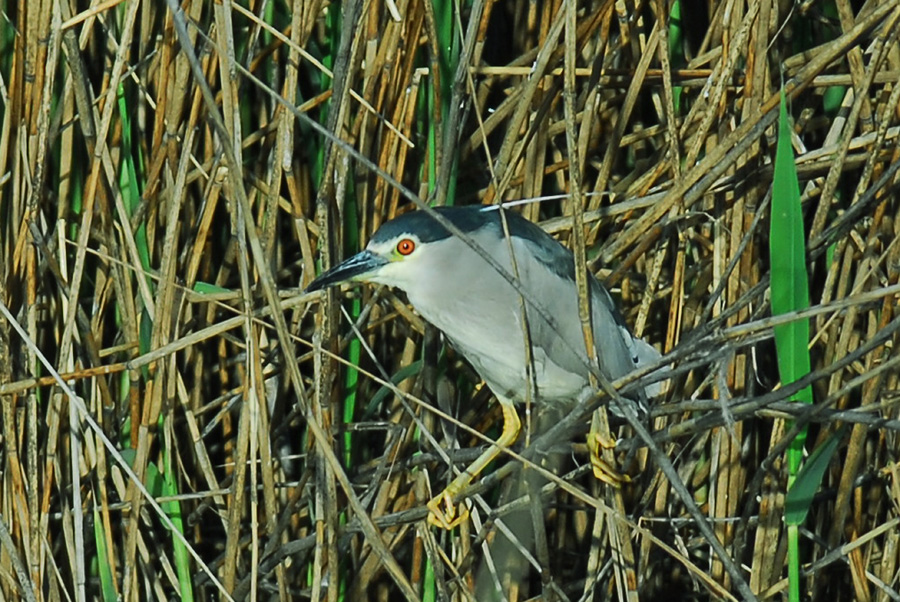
1,0,899,600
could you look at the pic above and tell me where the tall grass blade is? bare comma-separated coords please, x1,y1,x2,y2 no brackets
770,90,813,466
771,88,813,602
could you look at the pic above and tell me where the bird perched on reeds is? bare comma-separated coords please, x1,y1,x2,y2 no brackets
306,205,662,528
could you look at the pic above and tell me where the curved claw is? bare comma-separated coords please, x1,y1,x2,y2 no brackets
589,431,618,451
425,399,520,529
588,431,631,487
426,490,469,529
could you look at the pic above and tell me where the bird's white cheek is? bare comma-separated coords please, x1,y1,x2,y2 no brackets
368,259,419,290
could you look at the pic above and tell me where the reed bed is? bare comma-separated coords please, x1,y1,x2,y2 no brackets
0,0,899,600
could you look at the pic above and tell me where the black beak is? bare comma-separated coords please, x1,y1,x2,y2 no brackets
305,250,388,292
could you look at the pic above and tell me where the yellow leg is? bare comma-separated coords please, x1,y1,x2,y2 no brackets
427,401,521,529
588,430,631,487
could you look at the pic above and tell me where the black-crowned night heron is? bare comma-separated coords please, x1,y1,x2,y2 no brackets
306,205,662,528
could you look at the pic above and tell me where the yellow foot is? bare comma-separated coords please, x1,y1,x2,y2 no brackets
588,432,631,487
426,489,469,529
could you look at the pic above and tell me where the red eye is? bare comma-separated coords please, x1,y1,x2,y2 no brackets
396,238,416,256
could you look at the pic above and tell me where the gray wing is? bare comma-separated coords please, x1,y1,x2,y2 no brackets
495,220,664,401
589,277,641,383
511,234,636,384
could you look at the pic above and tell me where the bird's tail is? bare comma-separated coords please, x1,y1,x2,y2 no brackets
631,337,669,399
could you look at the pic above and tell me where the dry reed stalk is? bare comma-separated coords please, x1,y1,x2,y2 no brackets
0,0,898,600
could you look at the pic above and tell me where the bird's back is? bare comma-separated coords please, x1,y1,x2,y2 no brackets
399,206,656,405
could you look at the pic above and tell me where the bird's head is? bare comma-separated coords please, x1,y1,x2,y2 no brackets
305,208,475,294
305,232,429,292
